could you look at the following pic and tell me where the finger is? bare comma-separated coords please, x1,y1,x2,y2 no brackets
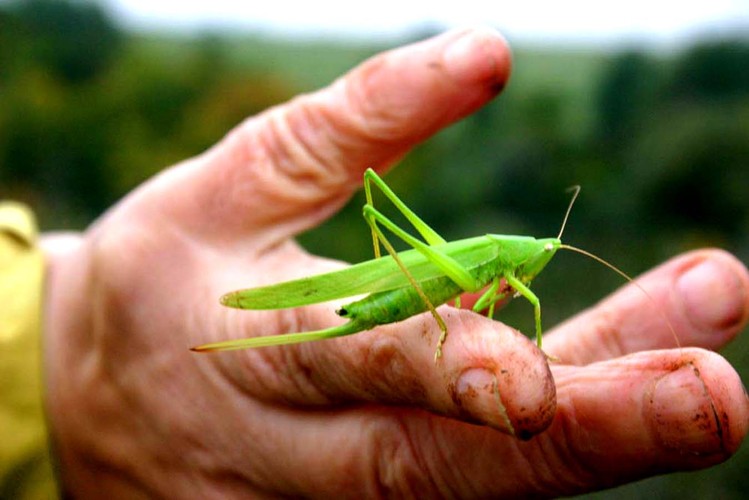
200,348,747,497
524,348,749,496
543,249,749,365
146,27,512,245
202,309,556,438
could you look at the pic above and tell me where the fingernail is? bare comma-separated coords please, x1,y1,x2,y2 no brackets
651,365,723,455
443,28,510,88
677,258,747,330
455,368,515,435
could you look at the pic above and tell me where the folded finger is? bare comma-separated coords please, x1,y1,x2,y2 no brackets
543,249,749,365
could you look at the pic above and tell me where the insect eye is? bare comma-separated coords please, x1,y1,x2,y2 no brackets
544,243,553,252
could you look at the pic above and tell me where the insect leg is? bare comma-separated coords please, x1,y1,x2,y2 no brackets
473,277,500,313
362,204,479,292
364,170,383,259
504,275,543,349
472,276,511,319
364,168,469,307
364,215,448,360
191,320,365,352
364,168,447,258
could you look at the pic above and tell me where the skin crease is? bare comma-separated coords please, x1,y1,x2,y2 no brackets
40,28,749,498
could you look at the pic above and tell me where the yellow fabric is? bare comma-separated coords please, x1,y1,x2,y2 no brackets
0,202,57,498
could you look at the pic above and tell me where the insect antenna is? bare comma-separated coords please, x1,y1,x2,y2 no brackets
559,244,681,348
558,185,581,239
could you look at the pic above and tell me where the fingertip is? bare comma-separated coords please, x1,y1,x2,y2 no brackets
538,349,748,492
443,312,556,436
442,27,512,92
295,309,555,437
643,349,749,462
679,349,749,455
337,26,513,149
675,249,749,344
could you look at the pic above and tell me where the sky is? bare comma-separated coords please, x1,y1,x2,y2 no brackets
105,0,749,47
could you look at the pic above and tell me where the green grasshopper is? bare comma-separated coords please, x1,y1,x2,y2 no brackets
193,168,623,359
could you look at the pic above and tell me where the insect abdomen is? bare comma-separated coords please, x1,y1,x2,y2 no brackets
337,275,464,326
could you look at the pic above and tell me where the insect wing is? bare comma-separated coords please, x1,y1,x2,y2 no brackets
222,236,498,309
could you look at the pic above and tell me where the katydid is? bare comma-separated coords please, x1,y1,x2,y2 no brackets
192,168,638,359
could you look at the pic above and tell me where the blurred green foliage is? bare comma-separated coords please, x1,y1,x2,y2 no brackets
0,0,296,225
1,1,748,497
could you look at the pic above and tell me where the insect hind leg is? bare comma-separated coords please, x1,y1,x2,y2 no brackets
364,168,447,259
362,207,451,360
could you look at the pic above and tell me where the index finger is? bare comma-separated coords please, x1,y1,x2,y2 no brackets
145,28,512,247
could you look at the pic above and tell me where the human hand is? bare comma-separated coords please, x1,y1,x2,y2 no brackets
42,28,749,497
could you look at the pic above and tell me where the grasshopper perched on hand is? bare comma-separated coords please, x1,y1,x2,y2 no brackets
193,168,653,360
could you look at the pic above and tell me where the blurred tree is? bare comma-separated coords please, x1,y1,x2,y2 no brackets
0,1,294,225
669,40,749,101
595,51,660,146
0,0,122,84
634,107,748,232
0,0,122,222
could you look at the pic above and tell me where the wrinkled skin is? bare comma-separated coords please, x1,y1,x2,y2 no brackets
42,28,749,498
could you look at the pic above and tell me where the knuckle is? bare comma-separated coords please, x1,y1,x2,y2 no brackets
366,416,437,498
342,66,420,144
356,330,429,405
